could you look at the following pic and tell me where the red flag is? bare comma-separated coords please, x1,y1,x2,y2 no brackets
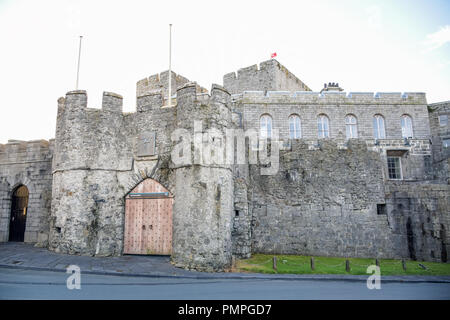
271,52,277,58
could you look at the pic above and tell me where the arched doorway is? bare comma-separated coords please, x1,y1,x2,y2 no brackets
124,179,173,255
9,185,29,242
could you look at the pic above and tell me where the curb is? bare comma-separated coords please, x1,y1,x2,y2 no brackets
1,264,450,284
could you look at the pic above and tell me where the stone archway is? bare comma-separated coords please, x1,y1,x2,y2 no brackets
123,179,173,255
9,185,29,242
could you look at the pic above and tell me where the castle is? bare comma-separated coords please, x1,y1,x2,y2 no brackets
0,59,449,271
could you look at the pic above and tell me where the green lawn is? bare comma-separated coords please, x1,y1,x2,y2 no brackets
236,254,450,276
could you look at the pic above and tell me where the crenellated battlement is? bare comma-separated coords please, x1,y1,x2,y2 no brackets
58,90,124,113
136,70,208,101
136,73,208,112
176,82,231,109
0,139,54,164
224,59,287,81
224,59,311,94
235,90,427,105
137,70,189,98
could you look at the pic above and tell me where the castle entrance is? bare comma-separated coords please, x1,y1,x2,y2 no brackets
9,185,29,242
124,179,173,255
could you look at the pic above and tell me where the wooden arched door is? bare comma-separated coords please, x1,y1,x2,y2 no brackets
124,179,173,255
9,185,29,242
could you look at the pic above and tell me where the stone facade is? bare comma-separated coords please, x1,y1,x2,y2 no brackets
0,59,448,271
242,140,448,262
0,140,53,244
428,101,450,184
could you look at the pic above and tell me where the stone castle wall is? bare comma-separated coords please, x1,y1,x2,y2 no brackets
384,182,450,262
235,139,449,262
0,139,53,244
226,78,446,263
1,60,448,270
247,140,394,258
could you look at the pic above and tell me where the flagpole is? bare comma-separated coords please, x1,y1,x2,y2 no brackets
75,35,83,90
168,24,172,107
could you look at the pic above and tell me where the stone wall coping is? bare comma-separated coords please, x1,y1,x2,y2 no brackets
66,90,87,95
103,91,123,99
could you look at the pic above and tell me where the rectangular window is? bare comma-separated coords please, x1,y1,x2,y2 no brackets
443,139,450,148
439,115,448,127
377,204,387,215
387,157,402,180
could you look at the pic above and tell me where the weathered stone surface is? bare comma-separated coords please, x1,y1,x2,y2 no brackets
384,182,450,262
240,139,449,262
0,140,53,245
428,101,450,184
247,139,392,258
172,83,234,271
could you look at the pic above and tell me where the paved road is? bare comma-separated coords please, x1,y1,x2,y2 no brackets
1,267,449,300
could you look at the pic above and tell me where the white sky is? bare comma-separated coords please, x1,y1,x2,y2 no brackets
0,0,449,143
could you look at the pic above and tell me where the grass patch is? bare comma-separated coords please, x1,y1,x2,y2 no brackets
236,254,450,276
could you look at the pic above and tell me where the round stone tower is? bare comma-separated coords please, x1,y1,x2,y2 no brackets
171,83,234,271
49,90,127,256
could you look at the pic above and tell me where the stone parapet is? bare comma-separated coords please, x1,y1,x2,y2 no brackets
238,91,426,105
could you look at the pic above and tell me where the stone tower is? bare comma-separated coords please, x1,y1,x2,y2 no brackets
49,90,130,256
171,83,234,271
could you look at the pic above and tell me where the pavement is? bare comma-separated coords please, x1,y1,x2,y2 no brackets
2,268,450,299
1,242,450,283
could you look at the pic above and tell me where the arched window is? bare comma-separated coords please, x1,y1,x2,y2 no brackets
317,114,330,138
260,114,272,139
289,115,301,139
373,114,386,139
345,115,358,139
401,115,413,138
